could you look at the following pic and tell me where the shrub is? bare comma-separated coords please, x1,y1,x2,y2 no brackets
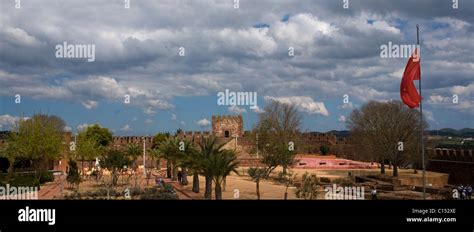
320,145,330,155
8,175,40,188
140,186,178,200
319,177,331,183
39,171,54,184
63,191,81,200
295,172,319,200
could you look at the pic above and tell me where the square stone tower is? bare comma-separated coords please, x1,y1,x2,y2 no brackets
212,115,243,138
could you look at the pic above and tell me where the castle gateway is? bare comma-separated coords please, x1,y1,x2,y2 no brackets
212,115,243,138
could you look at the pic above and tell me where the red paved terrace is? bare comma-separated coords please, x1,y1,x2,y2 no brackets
294,155,378,169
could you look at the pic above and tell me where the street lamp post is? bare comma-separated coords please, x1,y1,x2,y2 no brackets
256,133,259,158
142,137,146,177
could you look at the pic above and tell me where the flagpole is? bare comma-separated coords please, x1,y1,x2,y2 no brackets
416,24,426,200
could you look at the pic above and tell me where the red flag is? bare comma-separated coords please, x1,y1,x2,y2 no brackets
400,48,421,108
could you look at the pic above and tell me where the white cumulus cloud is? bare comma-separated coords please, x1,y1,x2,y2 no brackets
228,105,247,114
196,118,211,127
264,96,329,116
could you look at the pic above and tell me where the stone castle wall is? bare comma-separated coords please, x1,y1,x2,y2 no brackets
427,148,474,184
112,136,153,150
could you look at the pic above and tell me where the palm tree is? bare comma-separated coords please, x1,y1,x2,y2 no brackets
174,138,197,186
127,143,141,169
198,137,239,200
198,137,224,199
126,143,142,187
209,149,239,200
170,139,202,192
190,161,200,193
157,137,180,180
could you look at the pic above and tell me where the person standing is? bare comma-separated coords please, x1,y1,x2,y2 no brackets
177,171,182,184
371,186,377,200
467,185,472,200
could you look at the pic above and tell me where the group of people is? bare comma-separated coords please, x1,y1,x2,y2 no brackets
454,184,472,200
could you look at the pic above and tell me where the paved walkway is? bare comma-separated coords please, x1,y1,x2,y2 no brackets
38,175,66,199
37,170,203,200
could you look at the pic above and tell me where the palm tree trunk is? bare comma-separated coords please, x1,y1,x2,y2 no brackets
215,182,223,200
192,172,200,193
166,160,171,178
393,156,398,177
172,162,178,181
156,158,160,169
380,158,385,174
181,167,188,185
204,175,212,199
256,181,260,200
223,177,226,191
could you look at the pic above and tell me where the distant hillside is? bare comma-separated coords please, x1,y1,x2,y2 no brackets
307,130,350,137
427,128,474,138
307,128,474,138
325,130,350,137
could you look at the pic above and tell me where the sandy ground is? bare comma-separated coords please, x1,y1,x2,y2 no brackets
181,173,299,200
37,167,446,200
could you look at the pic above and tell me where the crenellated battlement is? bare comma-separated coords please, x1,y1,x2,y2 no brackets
112,136,153,149
427,148,473,161
212,115,243,121
212,114,243,138
176,130,212,139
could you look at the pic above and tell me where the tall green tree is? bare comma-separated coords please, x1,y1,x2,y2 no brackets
84,124,113,147
8,114,65,180
75,131,97,170
76,124,113,170
1,132,18,177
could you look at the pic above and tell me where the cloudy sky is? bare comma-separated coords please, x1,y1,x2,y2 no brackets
0,0,473,135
